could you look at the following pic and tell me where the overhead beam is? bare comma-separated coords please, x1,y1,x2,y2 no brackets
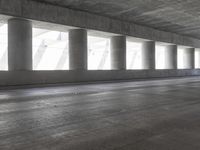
1,0,200,48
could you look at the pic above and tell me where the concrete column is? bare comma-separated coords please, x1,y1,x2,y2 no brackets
141,41,155,69
195,49,200,68
110,36,126,70
165,45,177,69
183,48,195,69
69,29,87,70
8,18,32,71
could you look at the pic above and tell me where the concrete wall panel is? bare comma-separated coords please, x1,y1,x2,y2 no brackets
0,70,199,86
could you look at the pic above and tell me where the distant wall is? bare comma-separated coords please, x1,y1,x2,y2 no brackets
0,69,199,86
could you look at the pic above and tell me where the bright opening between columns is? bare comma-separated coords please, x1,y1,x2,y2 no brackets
178,47,185,69
1,23,199,71
87,35,110,70
126,40,142,70
32,28,69,70
0,23,8,70
155,44,167,69
178,46,194,69
195,49,200,69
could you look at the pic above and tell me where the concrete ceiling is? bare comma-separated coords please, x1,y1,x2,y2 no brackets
34,0,200,39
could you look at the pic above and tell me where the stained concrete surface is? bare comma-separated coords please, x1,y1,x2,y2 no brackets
1,0,200,48
33,0,200,39
0,69,199,86
1,77,200,149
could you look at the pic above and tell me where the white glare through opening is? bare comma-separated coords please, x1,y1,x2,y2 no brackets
0,23,8,70
195,49,200,69
156,45,166,69
88,36,110,70
178,48,184,69
126,41,142,69
33,28,69,70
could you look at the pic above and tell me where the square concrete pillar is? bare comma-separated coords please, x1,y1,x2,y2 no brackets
69,29,87,70
141,41,155,69
165,45,177,69
110,36,126,70
183,48,195,69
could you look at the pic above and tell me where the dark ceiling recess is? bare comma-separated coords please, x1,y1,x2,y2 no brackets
33,0,200,39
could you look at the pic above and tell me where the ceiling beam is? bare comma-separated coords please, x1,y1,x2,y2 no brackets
0,0,200,48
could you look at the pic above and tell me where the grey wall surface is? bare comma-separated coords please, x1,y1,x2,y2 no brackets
0,70,199,86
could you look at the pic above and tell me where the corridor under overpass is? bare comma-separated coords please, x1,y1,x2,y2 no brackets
0,77,200,150
1,0,200,150
0,0,200,86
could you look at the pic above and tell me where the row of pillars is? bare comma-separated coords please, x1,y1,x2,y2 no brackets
8,18,195,71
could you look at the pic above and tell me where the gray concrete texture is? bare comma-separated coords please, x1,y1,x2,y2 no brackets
69,29,87,70
8,18,32,71
141,41,155,70
0,0,199,86
0,0,200,48
165,45,177,69
183,48,195,69
110,36,126,70
1,77,200,149
0,69,198,86
35,0,200,39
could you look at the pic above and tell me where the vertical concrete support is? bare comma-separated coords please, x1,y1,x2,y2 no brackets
8,18,32,71
183,48,195,69
165,45,177,69
141,41,155,69
195,49,200,68
69,29,87,70
110,36,126,70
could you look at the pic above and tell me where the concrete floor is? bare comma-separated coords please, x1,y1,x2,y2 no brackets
1,77,200,150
